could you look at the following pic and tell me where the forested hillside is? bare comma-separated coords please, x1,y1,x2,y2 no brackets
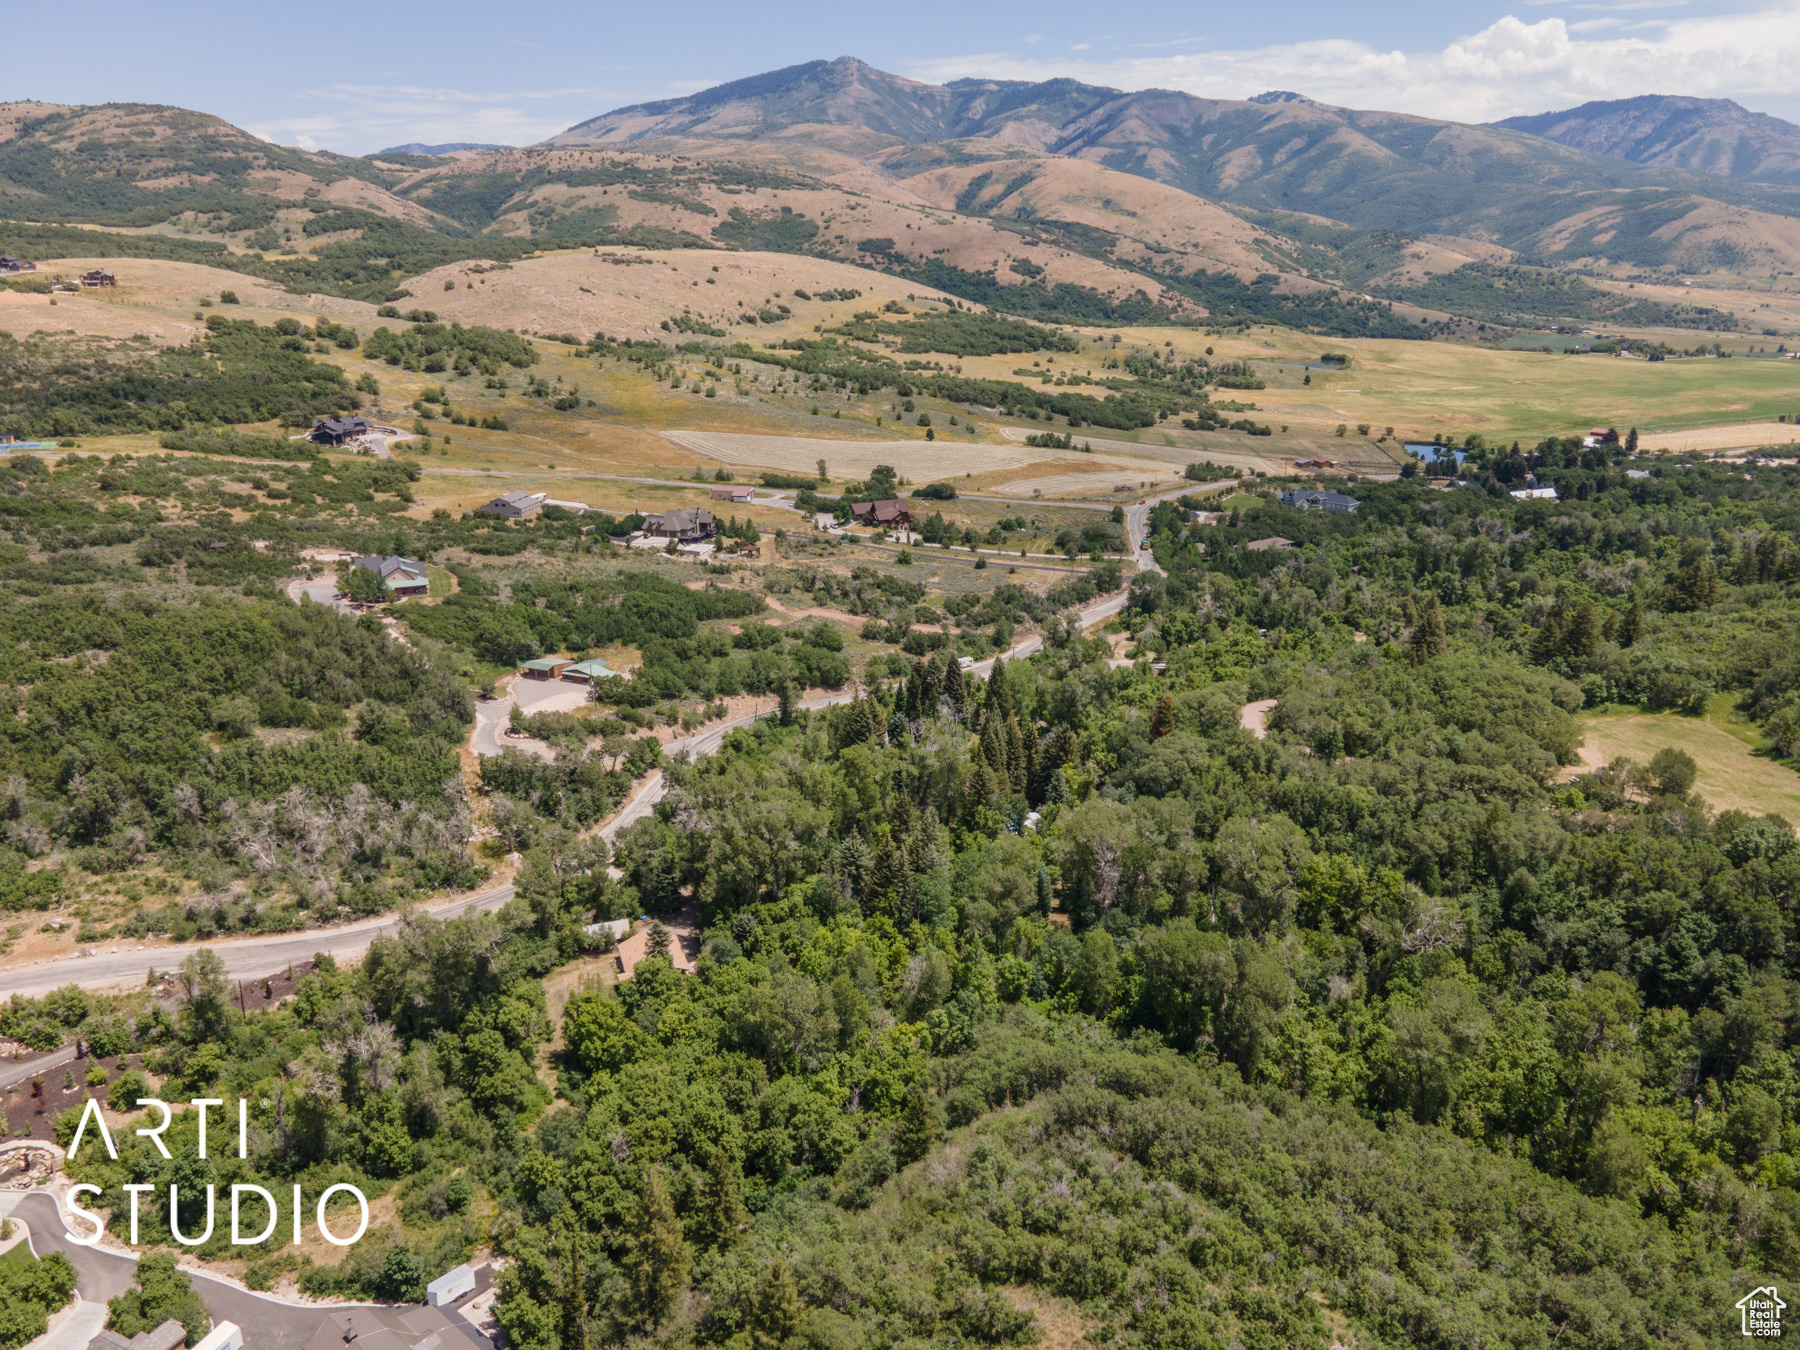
7,443,1798,1347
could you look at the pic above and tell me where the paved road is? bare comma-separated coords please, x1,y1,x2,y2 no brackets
1120,478,1235,575
0,1044,77,1091
0,590,1127,1000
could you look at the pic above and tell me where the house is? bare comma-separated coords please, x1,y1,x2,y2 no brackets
584,917,632,944
1510,486,1558,501
1277,488,1359,513
849,499,911,527
561,659,616,684
78,268,116,287
1626,469,1652,479
645,506,717,541
0,255,30,274
519,658,574,680
1581,428,1613,449
710,484,754,503
1245,536,1296,552
352,555,429,598
310,415,373,446
478,490,546,519
87,1320,189,1350
1189,510,1223,524
427,1265,476,1307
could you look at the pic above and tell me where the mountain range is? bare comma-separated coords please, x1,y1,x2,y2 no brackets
1494,96,1800,185
4,63,1799,334
377,142,515,157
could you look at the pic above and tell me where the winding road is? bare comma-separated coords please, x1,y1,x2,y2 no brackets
0,584,1131,1000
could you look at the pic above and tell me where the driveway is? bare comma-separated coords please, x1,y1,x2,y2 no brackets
0,1194,492,1350
470,678,590,761
287,578,351,614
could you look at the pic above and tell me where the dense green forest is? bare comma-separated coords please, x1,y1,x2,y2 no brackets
9,449,1800,1348
0,597,479,931
0,317,364,439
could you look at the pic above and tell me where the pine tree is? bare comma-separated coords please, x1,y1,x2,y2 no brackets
776,679,795,727
980,719,1008,779
748,1261,802,1350
895,1081,941,1165
1408,602,1447,664
986,656,1017,723
1619,599,1642,648
646,920,671,961
1625,426,1639,455
1005,717,1026,792
1149,693,1176,740
560,1231,590,1350
621,1166,690,1327
942,653,967,720
697,1145,748,1249
1036,866,1054,916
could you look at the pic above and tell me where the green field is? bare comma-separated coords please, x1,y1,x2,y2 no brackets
1072,323,1800,452
1575,698,1800,821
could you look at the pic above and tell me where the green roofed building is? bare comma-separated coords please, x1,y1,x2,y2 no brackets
352,555,429,598
519,657,573,679
561,659,616,684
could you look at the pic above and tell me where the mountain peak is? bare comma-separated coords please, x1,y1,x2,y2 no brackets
1248,90,1318,107
1494,93,1800,183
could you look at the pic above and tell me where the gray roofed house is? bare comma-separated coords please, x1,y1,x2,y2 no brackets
1277,488,1360,513
87,1319,187,1350
478,490,547,519
646,506,717,541
310,416,374,446
352,555,429,597
305,1311,414,1350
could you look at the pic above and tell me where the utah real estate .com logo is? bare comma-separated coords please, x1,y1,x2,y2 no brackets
1739,1287,1786,1338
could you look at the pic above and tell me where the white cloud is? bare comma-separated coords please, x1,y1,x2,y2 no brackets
1070,42,1091,51
907,6,1800,123
245,82,632,154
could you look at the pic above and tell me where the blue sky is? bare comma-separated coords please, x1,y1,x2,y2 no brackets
15,0,1800,153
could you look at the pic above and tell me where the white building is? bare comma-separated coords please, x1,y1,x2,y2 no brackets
426,1264,476,1307
192,1324,243,1350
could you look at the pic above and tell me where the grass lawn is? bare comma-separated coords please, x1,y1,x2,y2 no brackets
423,563,456,598
1575,698,1800,821
0,1241,38,1275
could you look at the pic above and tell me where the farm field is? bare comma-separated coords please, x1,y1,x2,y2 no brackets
1574,703,1800,820
14,253,1800,508
1115,323,1800,450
